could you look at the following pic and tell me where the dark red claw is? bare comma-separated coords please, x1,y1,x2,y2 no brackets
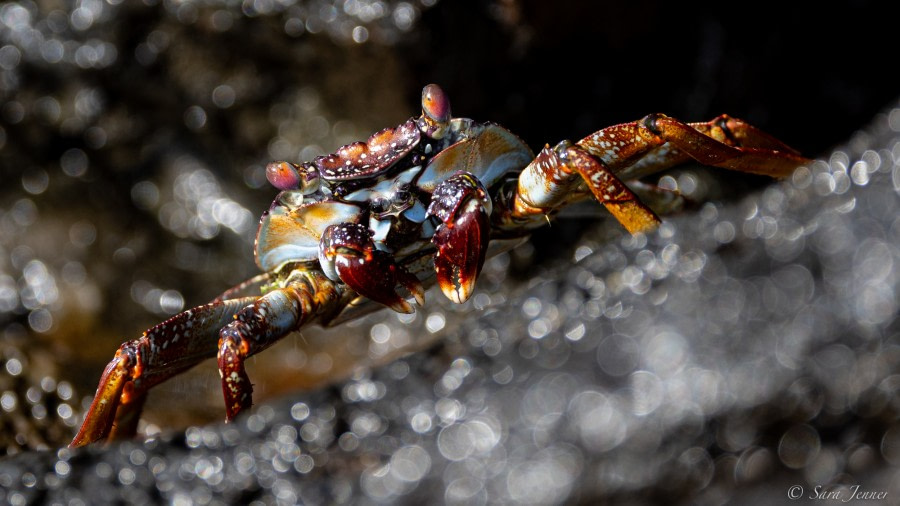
320,223,424,312
427,172,492,304
336,250,423,313
432,199,490,303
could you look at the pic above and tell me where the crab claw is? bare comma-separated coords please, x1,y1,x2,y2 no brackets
319,223,424,313
427,172,492,304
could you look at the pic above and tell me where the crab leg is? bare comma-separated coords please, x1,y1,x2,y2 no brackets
71,297,256,447
218,272,342,421
579,114,809,180
502,141,661,234
501,114,809,234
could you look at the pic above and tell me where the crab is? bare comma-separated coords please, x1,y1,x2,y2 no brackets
71,84,809,446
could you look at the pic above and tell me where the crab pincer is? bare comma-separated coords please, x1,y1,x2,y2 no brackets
427,172,493,304
318,223,424,313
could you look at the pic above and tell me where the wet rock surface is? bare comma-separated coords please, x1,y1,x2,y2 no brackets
1,1,898,504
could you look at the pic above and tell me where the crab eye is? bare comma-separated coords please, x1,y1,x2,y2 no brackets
266,161,321,194
392,187,412,204
422,84,451,124
370,198,389,214
266,161,301,190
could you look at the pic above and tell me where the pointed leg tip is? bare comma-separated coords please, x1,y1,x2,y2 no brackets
391,299,415,314
403,276,426,306
69,436,87,448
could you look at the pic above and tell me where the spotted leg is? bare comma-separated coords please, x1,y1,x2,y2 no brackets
578,114,810,180
71,297,256,447
217,272,341,421
500,113,810,234
318,223,425,314
427,172,493,303
504,141,661,234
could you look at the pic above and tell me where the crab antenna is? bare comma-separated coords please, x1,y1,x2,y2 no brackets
419,84,451,139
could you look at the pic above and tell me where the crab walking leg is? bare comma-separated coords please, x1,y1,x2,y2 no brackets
71,297,257,447
687,115,803,152
577,114,810,180
217,273,342,421
565,145,662,233
503,142,661,234
500,113,809,235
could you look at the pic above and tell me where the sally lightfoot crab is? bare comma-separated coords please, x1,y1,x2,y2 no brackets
71,84,809,446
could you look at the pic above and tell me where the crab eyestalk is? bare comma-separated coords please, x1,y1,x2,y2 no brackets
418,83,451,139
427,172,492,304
266,161,320,194
318,223,424,313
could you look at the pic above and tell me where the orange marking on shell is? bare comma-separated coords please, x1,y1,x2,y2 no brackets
264,212,317,244
299,202,341,224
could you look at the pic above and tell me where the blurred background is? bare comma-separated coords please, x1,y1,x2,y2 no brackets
0,0,897,500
